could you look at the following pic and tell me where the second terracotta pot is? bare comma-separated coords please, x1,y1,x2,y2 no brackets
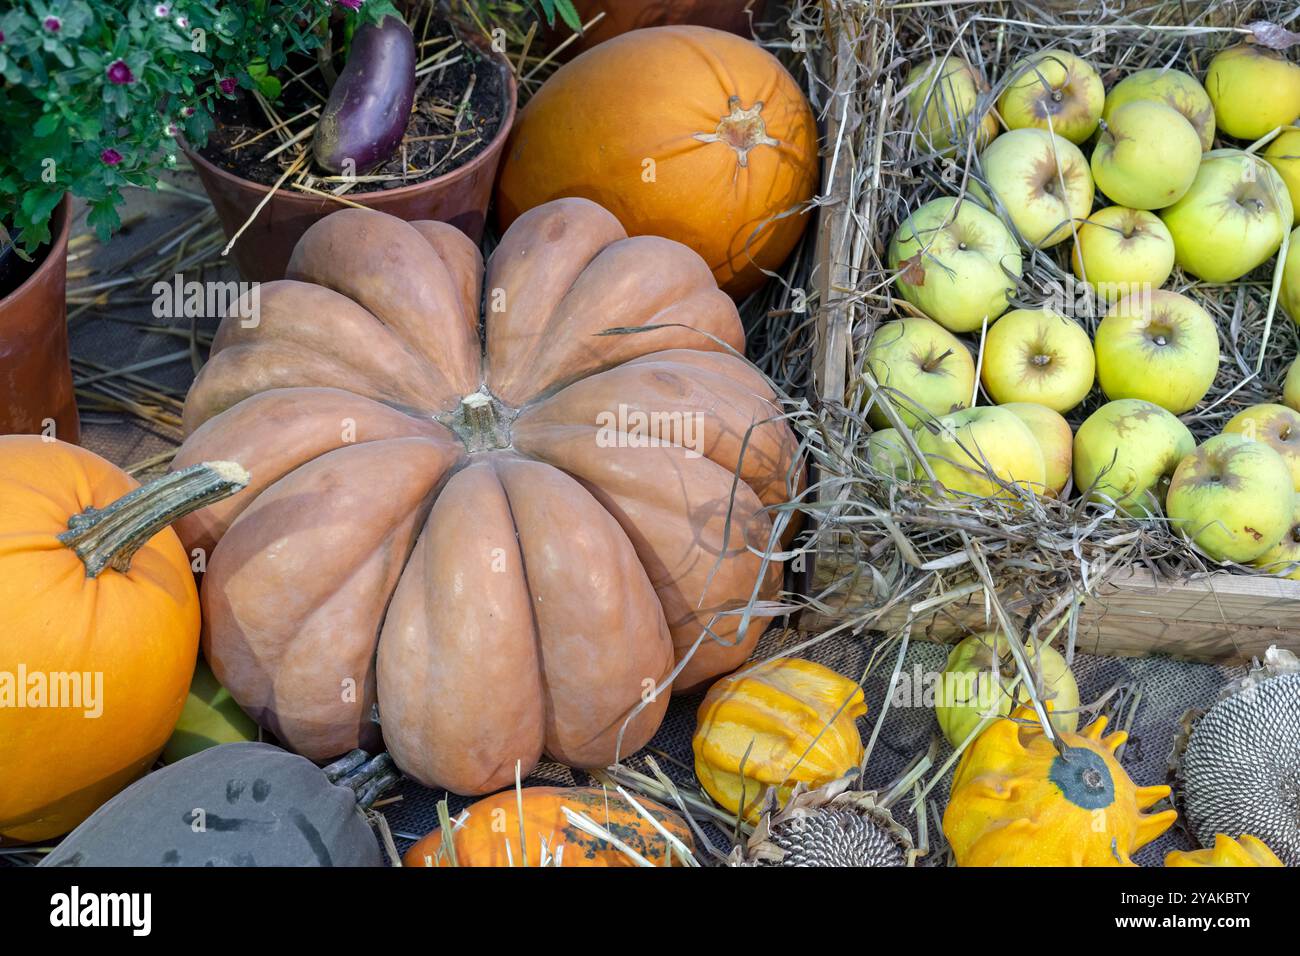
186,36,517,283
0,196,79,443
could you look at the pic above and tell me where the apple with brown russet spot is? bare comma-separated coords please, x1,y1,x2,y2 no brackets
1102,68,1216,151
1160,149,1293,283
864,316,975,428
888,196,1023,333
1091,100,1202,210
1166,433,1295,563
974,128,1094,248
1094,290,1220,414
1002,402,1073,496
913,405,1047,499
1073,399,1195,515
1223,403,1300,491
997,49,1104,145
1071,206,1175,300
980,307,1094,412
1204,44,1300,142
1252,502,1300,579
905,55,999,156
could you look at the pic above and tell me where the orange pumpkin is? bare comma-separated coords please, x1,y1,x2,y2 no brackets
495,25,819,299
404,786,694,867
0,437,247,842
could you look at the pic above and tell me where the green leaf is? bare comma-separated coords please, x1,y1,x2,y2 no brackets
33,112,61,138
553,0,583,32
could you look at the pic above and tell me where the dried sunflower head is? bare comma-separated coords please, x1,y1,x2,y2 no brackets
728,777,914,868
1173,646,1300,866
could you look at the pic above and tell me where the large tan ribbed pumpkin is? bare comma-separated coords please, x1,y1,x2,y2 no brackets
173,198,798,795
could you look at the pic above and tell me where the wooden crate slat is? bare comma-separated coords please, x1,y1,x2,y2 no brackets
804,562,1300,664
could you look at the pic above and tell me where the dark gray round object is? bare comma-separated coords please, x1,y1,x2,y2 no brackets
757,808,908,867
40,743,383,867
1182,672,1300,866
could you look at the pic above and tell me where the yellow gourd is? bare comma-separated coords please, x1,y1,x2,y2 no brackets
943,705,1176,866
693,658,865,823
1165,834,1284,867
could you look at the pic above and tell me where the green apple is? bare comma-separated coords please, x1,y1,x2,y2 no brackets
1263,127,1300,225
935,631,1080,748
981,307,1095,412
1094,289,1220,414
1223,403,1300,490
1102,67,1216,151
888,196,1023,332
1205,44,1300,141
1252,502,1300,579
162,658,259,763
1071,206,1175,300
975,128,1094,247
865,316,975,427
1167,433,1295,563
1091,100,1202,210
1285,354,1300,411
914,405,1047,498
865,427,912,480
997,49,1104,145
1073,398,1195,514
1283,226,1300,323
906,55,998,155
1160,149,1293,282
1002,402,1073,496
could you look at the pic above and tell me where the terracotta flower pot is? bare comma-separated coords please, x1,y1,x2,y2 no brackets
554,0,765,56
0,196,79,443
184,37,517,283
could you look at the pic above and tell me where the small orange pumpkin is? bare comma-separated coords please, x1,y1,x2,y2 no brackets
403,786,694,867
0,437,247,842
495,25,819,299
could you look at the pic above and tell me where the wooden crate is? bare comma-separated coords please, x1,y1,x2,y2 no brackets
799,1,1300,667
806,561,1300,664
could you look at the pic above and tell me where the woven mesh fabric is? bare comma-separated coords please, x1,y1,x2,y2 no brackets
61,186,1242,868
380,631,1240,866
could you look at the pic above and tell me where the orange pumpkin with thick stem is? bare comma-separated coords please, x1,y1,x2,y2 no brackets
0,437,248,842
170,198,800,798
495,25,819,299
403,786,694,867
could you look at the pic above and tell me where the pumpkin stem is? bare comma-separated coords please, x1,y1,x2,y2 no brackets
59,460,250,578
323,750,399,809
693,95,779,168
450,390,514,453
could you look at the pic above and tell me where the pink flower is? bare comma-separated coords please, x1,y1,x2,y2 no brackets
106,59,135,85
336,0,364,9
175,15,189,28
101,148,123,166
180,106,195,118
218,77,236,95
43,16,61,32
154,4,171,16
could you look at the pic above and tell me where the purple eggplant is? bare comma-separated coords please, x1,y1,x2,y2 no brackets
311,15,417,175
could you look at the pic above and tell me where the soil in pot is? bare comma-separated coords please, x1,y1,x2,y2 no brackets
199,20,506,192
189,17,513,281
0,232,43,303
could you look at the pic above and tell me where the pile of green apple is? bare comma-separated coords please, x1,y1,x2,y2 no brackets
870,42,1300,572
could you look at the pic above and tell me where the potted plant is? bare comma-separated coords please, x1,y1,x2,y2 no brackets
0,0,331,439
181,0,519,281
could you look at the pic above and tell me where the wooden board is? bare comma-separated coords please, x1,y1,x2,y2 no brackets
804,562,1300,664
